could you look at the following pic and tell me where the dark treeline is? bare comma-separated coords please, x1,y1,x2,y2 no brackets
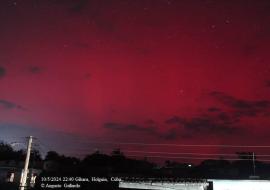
1,141,270,189
1,142,270,179
0,142,42,163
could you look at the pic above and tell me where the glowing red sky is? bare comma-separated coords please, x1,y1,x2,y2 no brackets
1,0,270,161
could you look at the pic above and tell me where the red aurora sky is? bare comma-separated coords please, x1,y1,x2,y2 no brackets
1,0,270,161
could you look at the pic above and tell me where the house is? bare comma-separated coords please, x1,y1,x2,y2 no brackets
0,160,42,188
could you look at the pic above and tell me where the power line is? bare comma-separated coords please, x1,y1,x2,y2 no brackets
60,148,270,163
42,136,270,148
127,155,270,162
60,147,270,158
30,139,270,162
51,151,270,163
120,150,270,157
79,140,270,148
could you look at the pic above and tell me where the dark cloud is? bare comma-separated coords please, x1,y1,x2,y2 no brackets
265,80,270,87
159,128,178,140
164,91,270,138
210,91,270,117
29,66,43,74
105,115,238,140
144,119,156,125
104,122,156,133
104,122,178,140
182,116,238,135
104,122,119,129
208,107,221,112
165,116,185,125
49,0,89,13
49,0,74,4
164,92,270,139
217,112,239,125
84,73,91,79
0,100,25,110
165,113,241,137
0,66,6,78
69,0,89,13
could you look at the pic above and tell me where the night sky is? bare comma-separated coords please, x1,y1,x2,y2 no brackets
1,0,270,162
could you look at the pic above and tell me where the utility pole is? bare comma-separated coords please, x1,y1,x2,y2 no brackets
20,136,33,190
252,152,256,176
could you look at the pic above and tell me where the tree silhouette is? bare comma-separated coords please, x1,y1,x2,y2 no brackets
0,142,25,161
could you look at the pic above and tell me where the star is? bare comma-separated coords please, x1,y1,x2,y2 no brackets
225,19,231,24
211,25,216,29
12,1,17,6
